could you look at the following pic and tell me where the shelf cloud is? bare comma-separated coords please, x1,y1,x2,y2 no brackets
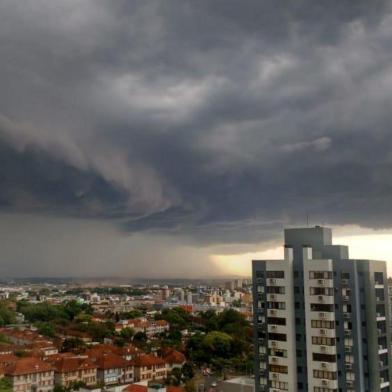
1,1,392,276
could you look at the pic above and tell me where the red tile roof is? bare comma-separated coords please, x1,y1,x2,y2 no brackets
155,320,169,327
93,353,129,370
86,344,122,357
164,350,186,365
0,354,18,366
5,358,54,376
50,356,97,373
123,385,146,392
121,344,141,356
132,354,165,367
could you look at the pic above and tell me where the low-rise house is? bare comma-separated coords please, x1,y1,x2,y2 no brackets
26,342,58,357
57,328,92,343
115,319,169,337
132,355,167,382
50,355,97,387
161,350,186,372
87,343,142,362
0,354,17,368
121,345,141,361
0,345,13,355
91,352,133,386
0,329,54,348
4,357,54,392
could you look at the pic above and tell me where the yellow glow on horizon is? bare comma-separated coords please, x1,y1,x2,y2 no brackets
211,246,283,277
211,228,392,277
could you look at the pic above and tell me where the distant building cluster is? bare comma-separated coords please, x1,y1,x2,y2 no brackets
0,276,252,392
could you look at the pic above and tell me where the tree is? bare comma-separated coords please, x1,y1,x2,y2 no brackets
202,331,232,358
0,333,11,344
231,299,242,308
133,331,147,344
61,338,86,352
0,377,12,392
157,308,190,330
0,302,16,326
170,367,182,386
77,321,115,342
17,302,68,323
119,310,143,320
63,300,92,320
181,362,194,380
120,327,135,342
35,322,56,338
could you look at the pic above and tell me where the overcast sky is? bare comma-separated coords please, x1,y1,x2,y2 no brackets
2,1,392,278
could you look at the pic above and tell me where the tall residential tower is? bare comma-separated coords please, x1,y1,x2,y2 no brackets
252,226,392,392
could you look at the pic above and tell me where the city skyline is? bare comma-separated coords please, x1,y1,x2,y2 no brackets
2,1,392,277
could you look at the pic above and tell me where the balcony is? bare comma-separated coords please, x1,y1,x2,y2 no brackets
313,279,334,288
345,363,353,371
378,346,388,355
314,345,337,355
267,293,285,302
314,378,338,389
310,295,334,304
346,380,355,389
267,278,285,286
376,314,386,321
317,312,335,320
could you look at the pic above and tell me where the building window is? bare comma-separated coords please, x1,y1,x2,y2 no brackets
269,365,288,374
266,271,285,279
311,336,336,346
313,370,337,380
309,271,333,279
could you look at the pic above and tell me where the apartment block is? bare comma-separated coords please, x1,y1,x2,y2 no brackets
252,226,392,392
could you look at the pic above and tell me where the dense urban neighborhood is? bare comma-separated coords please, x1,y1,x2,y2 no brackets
0,279,253,392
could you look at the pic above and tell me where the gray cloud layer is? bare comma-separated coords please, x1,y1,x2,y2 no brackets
1,1,392,276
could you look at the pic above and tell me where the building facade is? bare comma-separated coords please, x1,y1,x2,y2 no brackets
252,226,392,392
4,357,54,392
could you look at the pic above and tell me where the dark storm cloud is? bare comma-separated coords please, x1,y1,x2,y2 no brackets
1,0,392,249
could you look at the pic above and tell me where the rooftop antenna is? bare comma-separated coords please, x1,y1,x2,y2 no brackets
306,212,309,227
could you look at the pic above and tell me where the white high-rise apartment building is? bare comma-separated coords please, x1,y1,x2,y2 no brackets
252,227,392,392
